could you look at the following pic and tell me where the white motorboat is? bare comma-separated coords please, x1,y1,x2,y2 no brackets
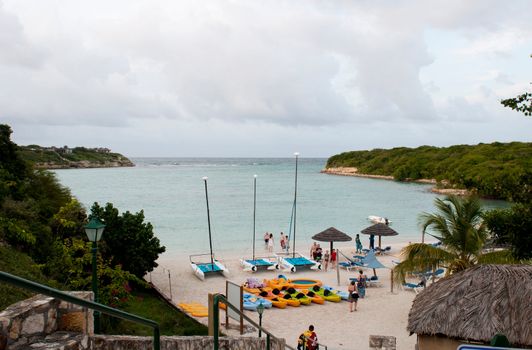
368,215,391,225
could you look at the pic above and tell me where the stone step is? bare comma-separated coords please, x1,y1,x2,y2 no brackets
11,331,85,350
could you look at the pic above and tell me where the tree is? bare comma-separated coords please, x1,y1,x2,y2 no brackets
501,91,532,116
90,202,166,278
394,196,516,283
484,203,532,260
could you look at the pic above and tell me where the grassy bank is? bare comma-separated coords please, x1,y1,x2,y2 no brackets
102,287,208,336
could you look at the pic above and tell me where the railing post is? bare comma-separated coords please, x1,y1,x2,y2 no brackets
213,294,220,350
266,333,271,350
153,325,160,350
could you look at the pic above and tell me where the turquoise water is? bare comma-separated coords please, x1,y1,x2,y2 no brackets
53,158,506,256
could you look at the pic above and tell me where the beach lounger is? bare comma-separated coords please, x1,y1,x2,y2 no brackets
403,282,423,294
366,275,381,287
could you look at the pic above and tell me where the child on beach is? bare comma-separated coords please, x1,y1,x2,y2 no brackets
330,249,337,269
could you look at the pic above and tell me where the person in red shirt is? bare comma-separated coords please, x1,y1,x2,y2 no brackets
306,325,318,350
330,249,337,269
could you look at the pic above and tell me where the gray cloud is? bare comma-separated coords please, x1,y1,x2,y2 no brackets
1,0,531,156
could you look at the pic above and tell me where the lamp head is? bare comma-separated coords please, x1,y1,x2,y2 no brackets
202,176,208,181
84,217,106,242
294,152,300,156
256,300,265,315
254,174,258,178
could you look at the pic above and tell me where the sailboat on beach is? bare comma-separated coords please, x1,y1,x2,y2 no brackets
240,175,279,272
190,177,230,281
278,153,321,272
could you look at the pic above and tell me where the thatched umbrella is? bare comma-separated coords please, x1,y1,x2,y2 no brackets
408,264,532,348
361,223,398,249
311,226,352,253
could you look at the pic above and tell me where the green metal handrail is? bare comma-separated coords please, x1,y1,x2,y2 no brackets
212,294,296,350
0,271,160,350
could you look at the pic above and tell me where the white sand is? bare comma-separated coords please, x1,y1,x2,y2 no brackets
148,242,418,350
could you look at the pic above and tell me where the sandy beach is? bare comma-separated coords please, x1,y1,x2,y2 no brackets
149,242,419,350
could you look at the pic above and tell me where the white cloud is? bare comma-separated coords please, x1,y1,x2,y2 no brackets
1,0,531,155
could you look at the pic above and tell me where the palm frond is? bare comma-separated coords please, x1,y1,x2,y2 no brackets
393,243,455,285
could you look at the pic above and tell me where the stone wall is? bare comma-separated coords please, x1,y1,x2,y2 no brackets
369,335,396,350
90,335,286,350
0,292,92,349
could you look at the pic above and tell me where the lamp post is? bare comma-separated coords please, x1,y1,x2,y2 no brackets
256,300,265,337
84,217,106,334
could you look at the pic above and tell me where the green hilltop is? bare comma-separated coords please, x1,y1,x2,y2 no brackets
326,142,532,201
18,145,134,169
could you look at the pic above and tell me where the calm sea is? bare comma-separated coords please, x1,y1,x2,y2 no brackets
53,158,506,256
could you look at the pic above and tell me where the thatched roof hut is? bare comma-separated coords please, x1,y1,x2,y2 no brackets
312,227,352,252
408,264,532,348
361,223,398,249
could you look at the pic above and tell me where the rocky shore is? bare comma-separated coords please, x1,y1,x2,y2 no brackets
34,158,134,170
321,167,470,196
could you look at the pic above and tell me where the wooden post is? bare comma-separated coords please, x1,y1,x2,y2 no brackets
208,293,214,336
390,269,394,293
168,270,172,300
336,249,340,286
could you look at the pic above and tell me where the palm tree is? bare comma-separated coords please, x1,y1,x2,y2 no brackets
394,195,515,284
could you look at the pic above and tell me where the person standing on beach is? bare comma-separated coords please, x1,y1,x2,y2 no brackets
280,232,286,250
369,234,375,250
330,249,337,269
264,232,270,246
268,233,274,253
348,280,359,312
306,325,318,350
357,270,367,298
355,234,363,253
323,250,330,271
309,242,317,259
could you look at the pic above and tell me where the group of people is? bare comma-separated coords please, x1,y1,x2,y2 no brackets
355,233,377,252
348,269,368,312
297,325,318,350
263,232,289,253
309,242,336,271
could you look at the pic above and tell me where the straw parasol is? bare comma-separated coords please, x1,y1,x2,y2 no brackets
311,227,352,253
408,264,532,347
361,223,398,249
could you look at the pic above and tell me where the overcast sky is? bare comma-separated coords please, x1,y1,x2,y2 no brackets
1,0,531,157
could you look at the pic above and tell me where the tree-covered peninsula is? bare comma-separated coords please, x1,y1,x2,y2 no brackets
18,144,134,169
325,142,532,201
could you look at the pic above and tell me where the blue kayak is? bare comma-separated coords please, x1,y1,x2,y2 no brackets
243,293,273,311
323,285,349,301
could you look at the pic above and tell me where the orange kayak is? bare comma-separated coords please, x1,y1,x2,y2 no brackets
300,289,325,304
264,277,294,291
270,288,301,307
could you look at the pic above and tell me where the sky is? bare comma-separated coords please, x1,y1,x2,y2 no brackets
1,0,531,157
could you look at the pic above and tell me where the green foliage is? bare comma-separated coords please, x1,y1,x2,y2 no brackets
501,91,532,116
17,145,133,168
44,238,143,308
0,245,56,310
484,203,532,260
101,287,208,336
90,203,166,278
326,142,532,201
394,196,516,284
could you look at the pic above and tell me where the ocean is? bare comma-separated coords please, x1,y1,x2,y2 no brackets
53,158,506,257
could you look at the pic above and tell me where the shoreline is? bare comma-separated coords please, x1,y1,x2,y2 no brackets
149,241,427,349
321,167,470,196
35,160,135,170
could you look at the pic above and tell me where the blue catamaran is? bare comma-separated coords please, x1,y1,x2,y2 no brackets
190,177,230,280
240,175,279,272
278,153,321,272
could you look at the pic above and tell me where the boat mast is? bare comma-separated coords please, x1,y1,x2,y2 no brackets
252,174,257,261
203,177,214,268
293,152,299,258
